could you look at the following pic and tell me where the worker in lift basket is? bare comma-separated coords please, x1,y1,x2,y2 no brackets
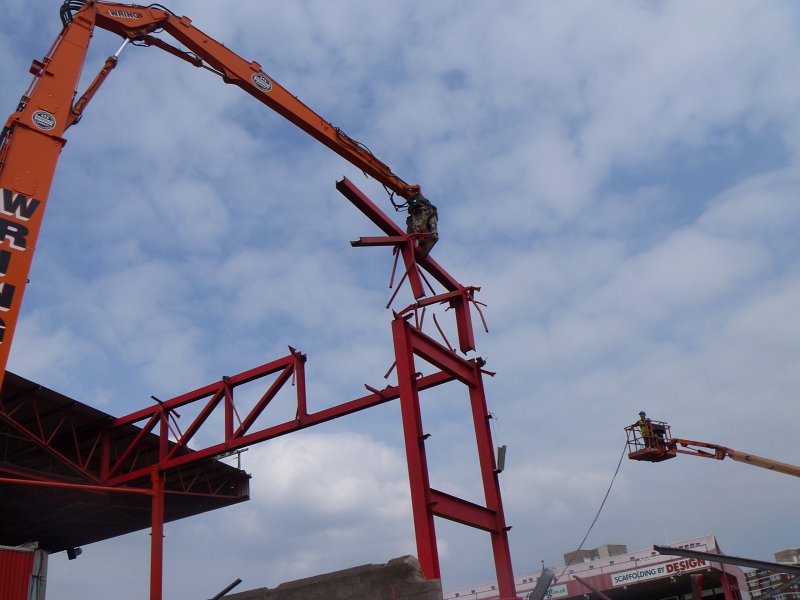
636,411,655,448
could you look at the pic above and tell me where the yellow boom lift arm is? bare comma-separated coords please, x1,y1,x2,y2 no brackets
624,420,800,479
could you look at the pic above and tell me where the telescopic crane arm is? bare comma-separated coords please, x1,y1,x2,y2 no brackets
624,420,800,478
0,0,437,390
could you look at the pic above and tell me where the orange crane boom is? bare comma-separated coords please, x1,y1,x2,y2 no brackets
624,420,800,478
0,1,438,390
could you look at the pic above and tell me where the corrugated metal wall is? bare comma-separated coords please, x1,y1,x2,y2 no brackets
0,547,34,600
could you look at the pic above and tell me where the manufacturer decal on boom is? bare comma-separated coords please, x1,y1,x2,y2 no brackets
108,9,142,19
31,110,56,131
252,72,272,92
0,189,43,344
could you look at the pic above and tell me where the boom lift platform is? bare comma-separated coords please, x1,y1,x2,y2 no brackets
624,420,800,478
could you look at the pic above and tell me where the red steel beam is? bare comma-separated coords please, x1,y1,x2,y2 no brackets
351,236,409,246
0,475,235,501
392,314,520,599
398,286,478,354
113,354,297,428
0,475,152,495
0,178,516,598
294,349,308,421
352,235,425,299
0,396,104,483
336,177,462,293
150,468,165,600
233,362,295,438
0,463,74,482
344,178,517,599
468,365,517,599
392,316,441,581
336,177,407,238
403,319,479,386
103,354,302,482
429,488,498,531
337,177,477,352
105,412,161,481
165,388,226,460
105,368,457,487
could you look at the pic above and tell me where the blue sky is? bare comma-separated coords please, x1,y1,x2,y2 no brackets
2,1,800,598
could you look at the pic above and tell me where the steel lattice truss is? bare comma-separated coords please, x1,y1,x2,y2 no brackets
0,178,520,599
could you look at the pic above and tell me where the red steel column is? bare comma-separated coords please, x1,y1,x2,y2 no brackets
150,468,165,600
691,573,703,600
392,317,440,580
721,572,741,600
469,372,517,599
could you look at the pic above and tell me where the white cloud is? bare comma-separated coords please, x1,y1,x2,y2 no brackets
592,229,767,321
246,432,410,518
7,315,95,387
202,432,415,585
700,167,800,237
2,0,800,597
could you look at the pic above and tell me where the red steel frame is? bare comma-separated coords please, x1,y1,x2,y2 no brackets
722,571,743,600
1,178,519,599
342,175,516,595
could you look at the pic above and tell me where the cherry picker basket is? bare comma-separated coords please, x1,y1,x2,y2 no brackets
624,420,676,462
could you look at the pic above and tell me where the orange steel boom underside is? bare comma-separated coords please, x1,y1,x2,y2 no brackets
0,0,429,389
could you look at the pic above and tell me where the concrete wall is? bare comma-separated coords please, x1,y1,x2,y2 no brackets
226,555,442,600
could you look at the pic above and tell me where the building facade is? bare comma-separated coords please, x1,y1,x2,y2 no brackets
745,548,800,600
445,535,747,600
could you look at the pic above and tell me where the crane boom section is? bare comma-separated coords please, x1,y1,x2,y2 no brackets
625,423,800,479
672,438,800,478
92,2,420,200
723,448,800,479
0,0,429,391
0,10,98,386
